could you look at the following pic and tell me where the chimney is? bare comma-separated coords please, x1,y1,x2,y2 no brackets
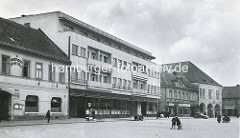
237,84,239,87
21,15,26,17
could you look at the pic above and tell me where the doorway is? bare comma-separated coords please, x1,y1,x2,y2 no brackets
0,91,11,120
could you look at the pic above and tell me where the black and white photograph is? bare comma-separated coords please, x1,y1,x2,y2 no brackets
0,0,239,138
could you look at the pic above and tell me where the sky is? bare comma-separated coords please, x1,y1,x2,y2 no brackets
0,0,239,86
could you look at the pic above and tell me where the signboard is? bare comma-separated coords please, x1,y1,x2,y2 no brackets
224,105,235,109
10,56,22,67
179,104,191,107
13,92,20,102
168,103,174,106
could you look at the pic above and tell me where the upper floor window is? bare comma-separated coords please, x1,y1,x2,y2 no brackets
208,89,212,99
174,91,177,99
216,90,220,99
103,56,108,63
113,77,117,88
49,64,55,82
123,79,127,89
72,45,78,56
133,80,138,89
22,60,30,78
113,58,117,67
169,90,172,98
36,63,43,80
91,52,96,60
128,80,131,90
118,78,122,89
80,47,86,57
2,55,10,74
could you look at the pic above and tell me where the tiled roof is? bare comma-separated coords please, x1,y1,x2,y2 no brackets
161,72,199,92
162,61,221,87
0,17,70,64
223,86,240,99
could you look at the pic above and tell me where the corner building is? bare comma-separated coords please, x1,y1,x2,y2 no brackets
0,17,70,120
11,11,161,118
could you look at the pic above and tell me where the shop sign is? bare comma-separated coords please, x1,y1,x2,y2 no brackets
179,104,190,107
13,92,20,101
10,56,23,67
168,103,174,106
224,105,235,109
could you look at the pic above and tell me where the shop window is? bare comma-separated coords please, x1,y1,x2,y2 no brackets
25,95,38,112
51,97,61,112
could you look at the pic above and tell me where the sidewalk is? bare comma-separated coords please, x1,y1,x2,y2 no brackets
0,117,133,127
0,117,194,127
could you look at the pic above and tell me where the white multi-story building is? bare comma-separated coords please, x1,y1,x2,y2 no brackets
0,17,70,120
11,11,161,118
162,61,222,117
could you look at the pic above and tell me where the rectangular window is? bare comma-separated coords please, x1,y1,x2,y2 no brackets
59,72,65,83
113,77,117,88
91,52,96,60
80,47,86,57
174,91,177,99
103,76,108,83
118,78,122,89
22,60,30,78
128,80,131,90
128,63,131,71
216,90,219,99
63,24,73,31
2,55,10,74
36,63,43,80
123,79,127,89
72,45,78,55
148,85,151,93
208,89,212,99
91,73,95,81
169,90,172,98
118,59,122,68
186,93,189,100
49,64,55,82
103,56,108,63
200,88,202,98
133,80,137,88
202,89,205,98
113,58,117,67
51,97,61,112
25,95,38,112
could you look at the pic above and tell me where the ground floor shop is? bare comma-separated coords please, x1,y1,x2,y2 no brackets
162,103,196,117
0,83,68,120
69,89,159,118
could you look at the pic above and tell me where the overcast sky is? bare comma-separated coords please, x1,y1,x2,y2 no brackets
0,0,239,86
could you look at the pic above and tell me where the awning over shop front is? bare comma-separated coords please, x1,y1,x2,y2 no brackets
70,89,158,102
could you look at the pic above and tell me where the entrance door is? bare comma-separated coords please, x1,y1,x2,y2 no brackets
141,102,146,116
0,91,11,120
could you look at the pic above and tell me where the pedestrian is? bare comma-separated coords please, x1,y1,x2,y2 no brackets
46,110,51,123
237,112,239,118
176,116,182,130
171,116,176,129
92,109,95,119
217,113,221,123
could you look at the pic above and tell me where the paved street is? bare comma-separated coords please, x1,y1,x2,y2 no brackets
0,117,239,138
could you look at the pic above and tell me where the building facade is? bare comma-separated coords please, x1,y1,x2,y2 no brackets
222,85,240,116
162,61,222,117
11,11,161,118
160,72,199,117
0,17,70,120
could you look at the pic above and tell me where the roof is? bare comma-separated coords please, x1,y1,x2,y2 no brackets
10,11,155,59
223,86,240,99
0,17,70,64
162,61,222,87
161,72,199,92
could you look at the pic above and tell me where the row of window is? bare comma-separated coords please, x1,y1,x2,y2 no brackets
112,77,131,90
113,58,160,78
24,95,61,112
63,23,152,61
133,79,159,94
168,90,197,101
200,88,220,99
90,73,111,84
1,55,66,83
72,45,86,57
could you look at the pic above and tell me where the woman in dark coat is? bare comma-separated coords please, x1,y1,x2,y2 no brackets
46,110,51,123
176,117,181,129
171,117,177,129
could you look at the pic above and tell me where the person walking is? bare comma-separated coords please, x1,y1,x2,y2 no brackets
237,112,239,118
171,116,177,129
217,113,221,123
176,116,182,129
46,110,51,123
92,109,95,119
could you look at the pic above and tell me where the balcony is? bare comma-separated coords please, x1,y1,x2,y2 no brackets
132,88,147,95
132,71,148,81
87,58,112,72
70,78,87,85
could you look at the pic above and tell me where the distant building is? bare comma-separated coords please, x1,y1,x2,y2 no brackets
160,72,199,117
0,17,70,120
10,11,161,118
162,61,222,117
222,85,240,116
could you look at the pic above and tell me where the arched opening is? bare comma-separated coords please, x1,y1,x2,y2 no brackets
215,104,221,116
25,95,39,112
200,103,206,114
207,104,213,118
0,90,11,120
